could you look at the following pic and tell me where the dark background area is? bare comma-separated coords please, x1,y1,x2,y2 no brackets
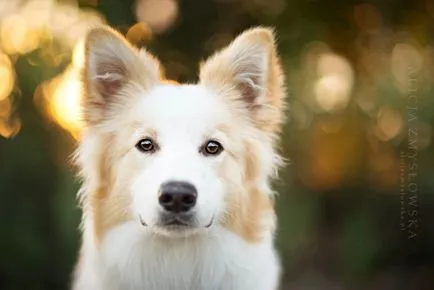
1,0,434,289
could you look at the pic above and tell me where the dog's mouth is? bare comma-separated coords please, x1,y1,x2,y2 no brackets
138,215,214,229
165,218,190,227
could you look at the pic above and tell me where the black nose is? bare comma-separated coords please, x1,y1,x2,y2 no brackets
159,181,197,213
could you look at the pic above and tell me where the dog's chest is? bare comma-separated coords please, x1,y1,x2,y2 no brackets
98,226,267,290
107,241,227,289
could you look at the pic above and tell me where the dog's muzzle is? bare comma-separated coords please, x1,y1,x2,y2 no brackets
138,181,214,232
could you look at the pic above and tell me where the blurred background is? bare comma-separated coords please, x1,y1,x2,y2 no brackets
1,0,434,289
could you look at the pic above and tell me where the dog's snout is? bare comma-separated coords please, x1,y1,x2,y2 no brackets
159,181,197,213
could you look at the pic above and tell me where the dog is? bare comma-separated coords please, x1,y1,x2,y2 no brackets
71,25,287,290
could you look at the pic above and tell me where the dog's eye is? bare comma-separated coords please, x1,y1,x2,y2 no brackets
201,140,224,156
136,138,156,153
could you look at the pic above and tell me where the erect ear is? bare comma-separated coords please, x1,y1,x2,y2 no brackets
199,27,286,135
81,26,161,125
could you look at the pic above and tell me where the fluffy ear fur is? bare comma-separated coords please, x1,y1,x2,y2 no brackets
199,27,286,136
81,27,161,125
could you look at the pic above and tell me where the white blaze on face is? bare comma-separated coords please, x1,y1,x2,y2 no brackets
127,84,230,228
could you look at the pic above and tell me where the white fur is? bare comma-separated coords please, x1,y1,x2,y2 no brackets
75,222,280,290
129,85,229,231
72,26,285,290
72,84,281,290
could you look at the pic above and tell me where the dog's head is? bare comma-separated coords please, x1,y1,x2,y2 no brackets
75,26,286,242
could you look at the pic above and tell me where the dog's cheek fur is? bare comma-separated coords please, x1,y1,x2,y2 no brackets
219,136,277,242
76,124,141,244
215,120,278,242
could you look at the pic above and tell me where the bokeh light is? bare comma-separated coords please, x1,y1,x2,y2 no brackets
0,51,14,102
314,53,354,112
374,106,403,141
0,0,106,138
42,67,83,139
126,22,153,46
418,122,432,150
0,112,21,138
391,43,423,93
135,0,178,34
0,13,42,55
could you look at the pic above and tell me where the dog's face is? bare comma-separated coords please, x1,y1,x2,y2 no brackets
122,84,234,236
76,26,286,241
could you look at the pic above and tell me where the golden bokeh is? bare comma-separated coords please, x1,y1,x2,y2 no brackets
374,106,403,141
126,22,153,45
391,43,423,93
0,51,14,102
136,0,178,34
0,0,106,138
0,13,42,55
0,50,16,139
0,115,21,139
314,53,354,112
42,67,83,139
0,97,12,119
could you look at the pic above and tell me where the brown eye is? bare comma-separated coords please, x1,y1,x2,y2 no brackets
202,140,224,156
136,138,156,153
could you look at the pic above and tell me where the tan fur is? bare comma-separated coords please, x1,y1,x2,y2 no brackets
160,79,179,85
200,27,285,241
91,158,133,244
222,142,275,242
74,131,129,244
81,26,161,126
199,27,287,140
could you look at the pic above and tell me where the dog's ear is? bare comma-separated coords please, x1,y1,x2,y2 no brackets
81,27,160,125
200,27,286,135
